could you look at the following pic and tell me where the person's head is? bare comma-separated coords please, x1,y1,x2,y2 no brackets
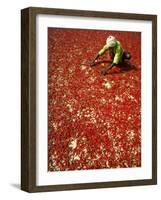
106,35,117,47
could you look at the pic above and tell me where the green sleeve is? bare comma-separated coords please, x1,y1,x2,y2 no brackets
113,53,122,64
98,45,109,56
113,45,123,64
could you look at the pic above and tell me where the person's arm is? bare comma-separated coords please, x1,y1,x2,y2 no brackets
112,44,123,65
90,45,108,66
98,45,109,56
102,52,122,74
112,52,122,65
101,45,122,75
101,63,115,75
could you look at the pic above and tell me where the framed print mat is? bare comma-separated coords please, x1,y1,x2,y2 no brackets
21,7,157,192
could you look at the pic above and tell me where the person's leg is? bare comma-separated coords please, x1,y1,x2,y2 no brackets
120,51,136,70
122,51,131,61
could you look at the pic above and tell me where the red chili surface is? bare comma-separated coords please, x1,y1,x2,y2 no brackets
48,28,141,171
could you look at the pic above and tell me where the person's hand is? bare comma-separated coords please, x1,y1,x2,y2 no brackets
90,60,95,66
101,63,114,75
90,53,99,66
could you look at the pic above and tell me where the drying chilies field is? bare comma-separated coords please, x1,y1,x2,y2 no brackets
48,28,141,171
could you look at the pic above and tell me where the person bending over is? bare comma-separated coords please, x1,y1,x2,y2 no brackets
91,35,132,75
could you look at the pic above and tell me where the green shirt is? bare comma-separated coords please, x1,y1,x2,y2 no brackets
98,41,123,65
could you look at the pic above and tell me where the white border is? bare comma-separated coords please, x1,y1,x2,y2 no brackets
36,14,152,186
